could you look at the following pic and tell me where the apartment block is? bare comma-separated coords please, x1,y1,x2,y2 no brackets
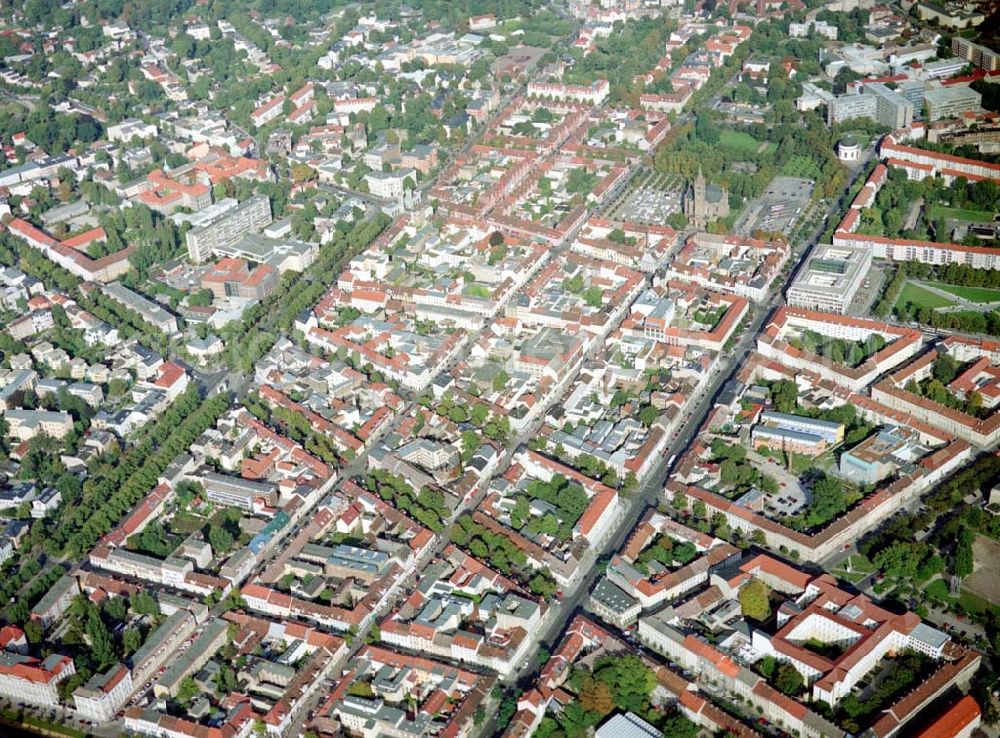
186,194,272,263
952,37,1000,71
102,282,179,335
3,408,75,441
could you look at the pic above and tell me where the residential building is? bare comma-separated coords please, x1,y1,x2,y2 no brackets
30,574,80,628
3,409,74,441
73,665,134,722
0,653,75,708
364,168,416,200
186,194,272,263
952,37,1000,72
101,282,179,335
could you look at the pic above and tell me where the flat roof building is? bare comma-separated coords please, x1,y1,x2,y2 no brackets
786,243,871,314
186,194,271,263
924,85,982,122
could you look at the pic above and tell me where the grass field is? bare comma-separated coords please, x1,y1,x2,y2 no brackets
779,155,822,180
926,204,996,223
895,282,956,311
831,554,876,584
933,283,1000,304
924,576,1000,616
720,129,766,155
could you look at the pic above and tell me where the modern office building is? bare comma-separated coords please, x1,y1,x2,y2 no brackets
924,85,982,122
827,83,913,129
786,243,871,314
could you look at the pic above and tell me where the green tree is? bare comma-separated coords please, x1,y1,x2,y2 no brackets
23,620,43,644
638,405,658,427
739,578,771,621
208,525,234,555
775,663,804,695
86,609,116,671
470,403,489,427
176,677,200,707
122,627,142,655
661,714,699,738
954,527,974,578
593,655,656,714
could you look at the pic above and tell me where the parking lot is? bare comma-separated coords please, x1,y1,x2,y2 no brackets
735,176,815,237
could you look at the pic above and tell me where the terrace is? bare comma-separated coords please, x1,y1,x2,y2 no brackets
636,553,976,738
430,146,538,216
598,510,740,617
667,353,970,562
536,351,682,485
872,336,1000,446
498,157,627,233
622,280,749,354
483,98,588,154
464,448,622,590
251,337,404,463
757,308,923,392
571,217,678,272
665,232,791,302
303,310,465,392
370,404,502,505
125,612,346,738
568,109,673,159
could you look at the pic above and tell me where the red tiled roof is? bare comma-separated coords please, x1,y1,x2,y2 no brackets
916,696,981,738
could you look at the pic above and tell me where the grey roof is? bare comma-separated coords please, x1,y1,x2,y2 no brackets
595,712,663,738
590,577,639,615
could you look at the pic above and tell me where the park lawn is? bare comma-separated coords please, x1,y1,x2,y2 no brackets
957,589,993,615
932,283,1000,304
720,129,765,154
779,155,822,180
926,204,996,223
831,554,875,585
949,310,1000,322
844,553,876,573
924,579,952,602
832,568,868,584
895,282,956,311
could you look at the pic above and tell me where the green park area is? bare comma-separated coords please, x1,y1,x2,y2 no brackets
894,280,1000,312
933,284,1000,304
894,282,956,311
923,579,1000,617
926,204,996,224
719,129,772,155
831,554,876,584
779,155,823,180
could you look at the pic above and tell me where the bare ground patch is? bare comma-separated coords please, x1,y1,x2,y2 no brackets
964,535,1000,605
